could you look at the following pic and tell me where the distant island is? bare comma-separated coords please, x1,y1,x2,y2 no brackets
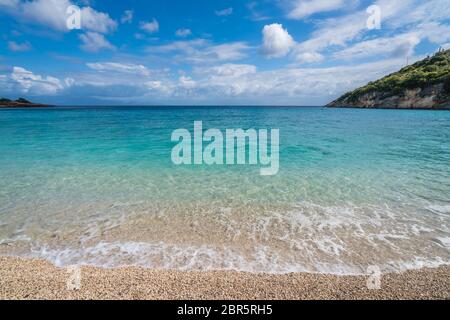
327,49,450,109
0,97,50,108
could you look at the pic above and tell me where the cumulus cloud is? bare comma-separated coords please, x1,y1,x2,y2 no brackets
8,41,32,52
0,0,116,33
287,0,346,19
0,56,423,105
2,0,448,105
86,62,150,76
0,66,63,95
261,23,295,58
79,32,115,52
140,19,159,33
133,58,411,104
175,28,192,37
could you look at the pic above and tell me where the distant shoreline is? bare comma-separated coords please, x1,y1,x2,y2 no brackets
0,100,51,108
0,105,326,110
1,104,450,110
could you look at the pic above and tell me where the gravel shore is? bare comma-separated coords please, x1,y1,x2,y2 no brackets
0,256,448,300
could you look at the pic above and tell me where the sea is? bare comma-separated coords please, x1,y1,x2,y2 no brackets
0,106,449,274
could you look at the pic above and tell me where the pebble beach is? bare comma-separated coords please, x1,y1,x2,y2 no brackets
0,256,448,300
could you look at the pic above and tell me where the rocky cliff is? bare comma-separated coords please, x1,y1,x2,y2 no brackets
327,49,450,109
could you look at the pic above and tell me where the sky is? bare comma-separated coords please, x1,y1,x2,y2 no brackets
0,0,449,106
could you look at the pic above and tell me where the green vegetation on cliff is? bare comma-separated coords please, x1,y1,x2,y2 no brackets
335,49,450,105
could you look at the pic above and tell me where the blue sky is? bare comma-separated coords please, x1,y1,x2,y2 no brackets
0,0,449,105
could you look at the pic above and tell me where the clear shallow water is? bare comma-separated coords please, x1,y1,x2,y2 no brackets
0,106,449,274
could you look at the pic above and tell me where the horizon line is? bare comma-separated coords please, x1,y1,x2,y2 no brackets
4,104,326,108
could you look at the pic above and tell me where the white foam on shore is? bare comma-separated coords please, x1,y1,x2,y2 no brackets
17,240,450,276
1,200,449,275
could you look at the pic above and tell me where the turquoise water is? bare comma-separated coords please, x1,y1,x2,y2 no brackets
0,106,449,274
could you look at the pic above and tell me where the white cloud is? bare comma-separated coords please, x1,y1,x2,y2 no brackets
287,0,346,19
2,66,63,95
0,56,423,105
80,6,117,33
177,57,417,103
246,2,270,21
261,23,295,58
179,76,196,88
50,65,175,100
293,0,410,56
8,41,32,52
314,5,450,63
145,81,163,90
384,0,450,29
215,7,233,16
294,0,449,59
2,0,448,105
134,33,146,40
295,51,324,64
195,64,257,78
0,0,116,33
333,33,421,60
148,39,208,53
64,77,75,87
79,32,115,52
201,42,250,62
121,10,133,24
417,22,450,45
175,28,192,37
86,62,150,76
296,11,367,55
140,19,159,33
130,57,411,104
147,39,251,63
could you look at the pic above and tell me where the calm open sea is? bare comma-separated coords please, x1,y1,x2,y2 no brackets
0,106,449,274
